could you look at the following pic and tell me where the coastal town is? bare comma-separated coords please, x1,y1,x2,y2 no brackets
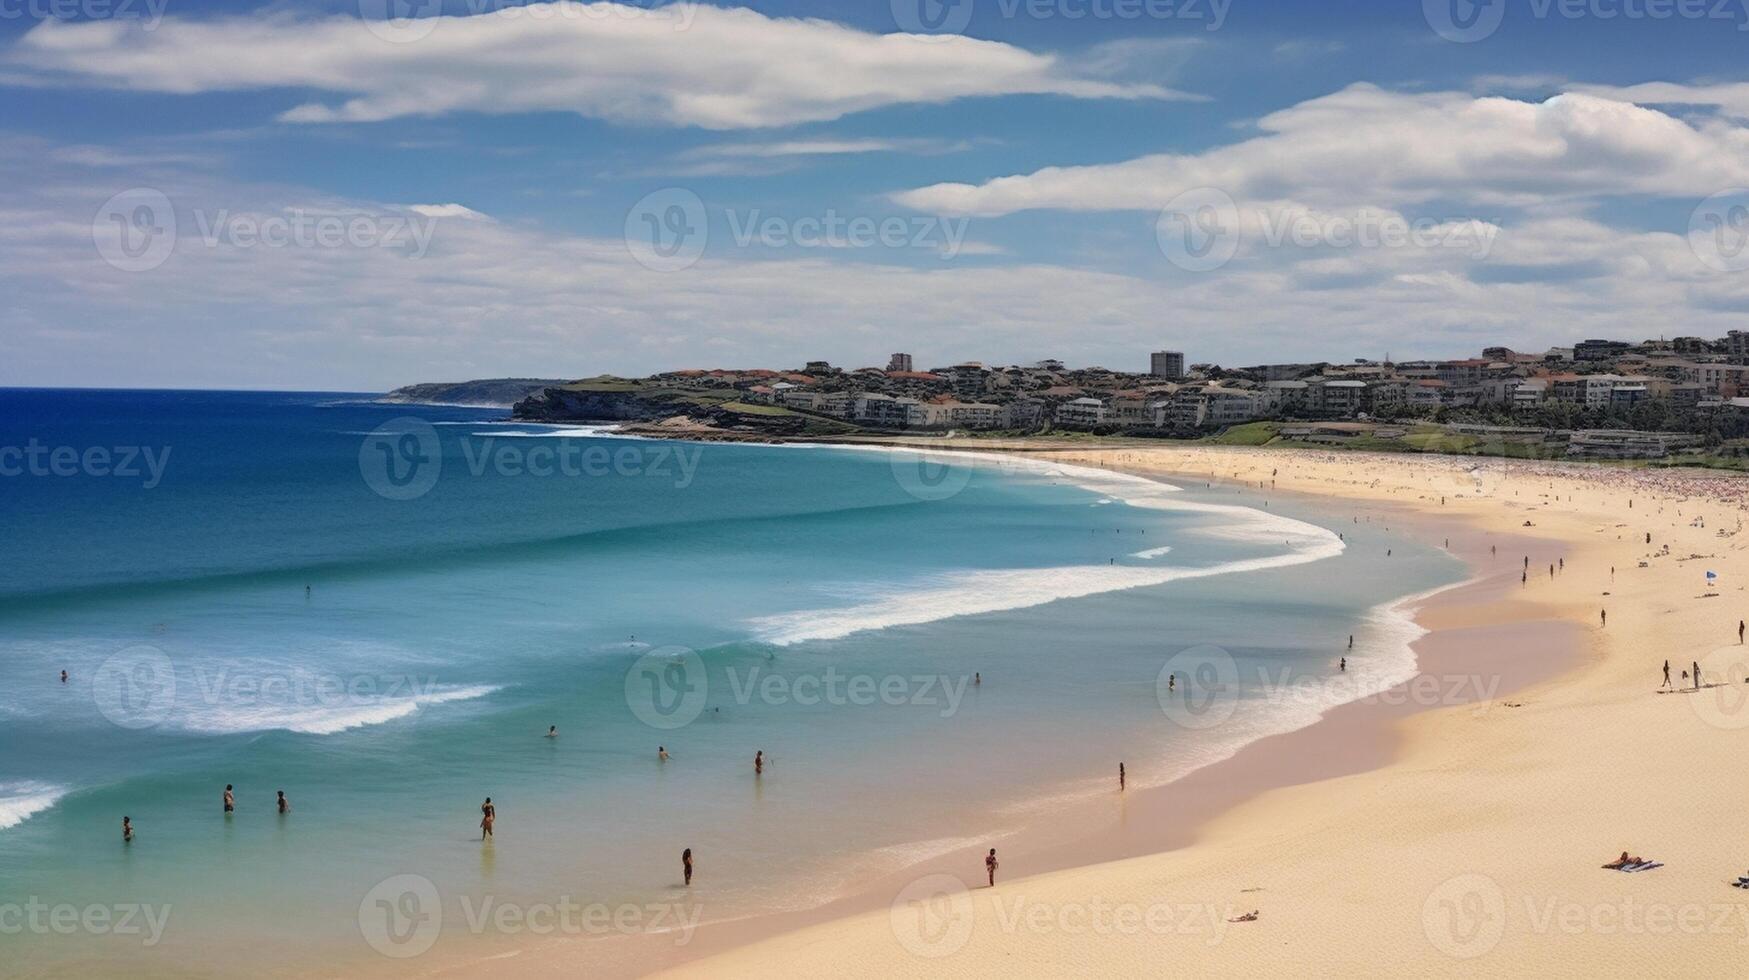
494,332,1749,460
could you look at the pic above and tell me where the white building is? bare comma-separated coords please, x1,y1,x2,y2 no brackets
1055,397,1107,428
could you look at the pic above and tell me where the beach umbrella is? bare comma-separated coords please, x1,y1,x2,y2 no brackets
1706,570,1718,585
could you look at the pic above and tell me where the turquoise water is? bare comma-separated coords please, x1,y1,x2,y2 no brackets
0,389,1462,975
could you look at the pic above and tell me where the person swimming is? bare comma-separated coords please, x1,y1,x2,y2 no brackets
277,790,289,814
659,746,669,761
545,726,558,738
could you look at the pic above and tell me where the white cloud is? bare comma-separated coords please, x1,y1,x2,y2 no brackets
8,2,1184,130
407,203,489,220
893,84,1749,216
1569,80,1749,121
4,138,1745,390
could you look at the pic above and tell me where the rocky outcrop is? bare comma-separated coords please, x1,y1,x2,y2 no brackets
379,379,568,408
511,387,672,421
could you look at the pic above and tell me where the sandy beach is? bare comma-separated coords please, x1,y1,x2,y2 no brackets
590,442,1749,977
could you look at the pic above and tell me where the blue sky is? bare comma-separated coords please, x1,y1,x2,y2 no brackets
3,0,1749,389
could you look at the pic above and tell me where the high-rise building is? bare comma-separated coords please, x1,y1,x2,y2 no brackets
1150,350,1185,379
887,353,914,372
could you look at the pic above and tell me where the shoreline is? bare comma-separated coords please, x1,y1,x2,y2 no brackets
402,442,1593,979
633,444,1749,976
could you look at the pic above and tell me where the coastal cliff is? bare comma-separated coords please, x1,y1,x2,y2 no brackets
512,378,857,439
378,378,567,408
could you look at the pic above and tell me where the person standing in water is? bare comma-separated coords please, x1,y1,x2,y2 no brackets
122,816,133,842
223,785,235,814
659,746,669,761
683,848,693,886
754,751,764,775
545,726,557,738
60,670,67,683
1119,763,1125,791
480,797,495,840
277,790,290,814
1340,657,1347,672
985,848,999,887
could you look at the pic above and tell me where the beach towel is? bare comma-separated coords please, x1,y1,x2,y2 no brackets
1611,861,1663,873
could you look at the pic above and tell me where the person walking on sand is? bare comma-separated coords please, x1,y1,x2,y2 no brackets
1693,662,1702,691
683,847,693,886
1348,635,1354,650
1739,620,1744,645
1600,609,1606,628
122,816,133,842
1662,660,1673,690
480,797,495,840
1119,763,1125,791
277,790,289,814
986,848,999,887
754,751,764,775
1340,656,1347,672
223,785,235,814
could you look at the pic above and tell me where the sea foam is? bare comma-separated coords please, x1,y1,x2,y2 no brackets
747,446,1343,646
175,684,500,736
0,781,67,831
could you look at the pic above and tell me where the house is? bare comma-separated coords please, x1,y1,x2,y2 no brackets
1054,397,1107,428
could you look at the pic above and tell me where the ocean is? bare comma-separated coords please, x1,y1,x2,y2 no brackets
0,388,1464,975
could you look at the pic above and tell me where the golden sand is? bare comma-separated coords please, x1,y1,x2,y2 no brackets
645,444,1749,977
